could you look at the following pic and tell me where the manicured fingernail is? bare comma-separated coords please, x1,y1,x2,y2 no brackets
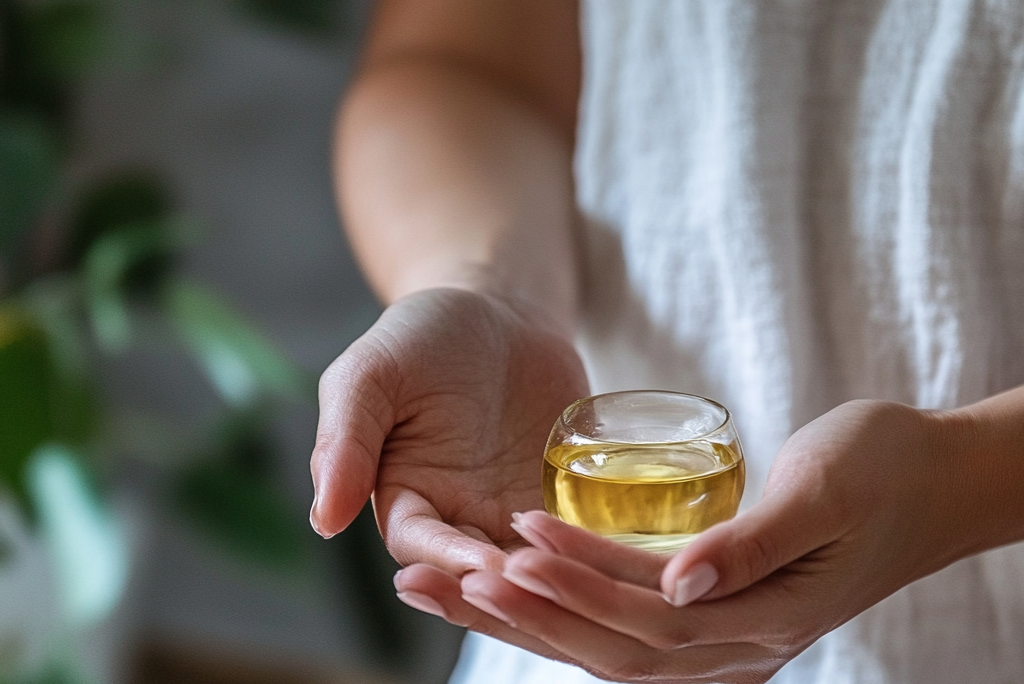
462,592,516,627
309,497,336,539
669,562,718,607
510,521,557,553
503,565,560,603
393,569,405,590
397,591,447,619
511,512,524,523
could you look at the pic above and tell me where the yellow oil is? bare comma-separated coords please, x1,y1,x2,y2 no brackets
542,441,744,553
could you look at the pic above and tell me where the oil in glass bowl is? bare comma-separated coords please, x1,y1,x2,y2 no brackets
541,391,745,554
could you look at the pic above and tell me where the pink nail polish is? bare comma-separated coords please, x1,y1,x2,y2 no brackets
462,592,517,627
503,565,560,603
397,591,447,619
510,521,557,553
669,562,718,607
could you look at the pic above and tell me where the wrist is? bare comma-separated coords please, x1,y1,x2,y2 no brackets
387,260,577,341
926,390,1024,564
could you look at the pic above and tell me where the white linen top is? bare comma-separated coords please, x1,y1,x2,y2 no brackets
451,1,1024,682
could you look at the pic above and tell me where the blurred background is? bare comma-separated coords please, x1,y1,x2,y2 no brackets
0,1,465,683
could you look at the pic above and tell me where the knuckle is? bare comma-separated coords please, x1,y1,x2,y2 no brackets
603,655,662,683
748,655,792,684
319,339,399,393
579,665,618,682
319,349,367,389
644,624,698,651
574,661,631,683
343,424,385,460
736,528,782,585
732,670,777,684
317,364,342,400
309,437,334,468
780,618,823,649
318,357,342,386
758,613,821,651
462,615,500,635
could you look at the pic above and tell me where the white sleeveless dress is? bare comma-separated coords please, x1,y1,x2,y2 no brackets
451,1,1024,682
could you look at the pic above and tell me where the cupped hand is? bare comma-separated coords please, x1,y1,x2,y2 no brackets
396,399,977,682
310,287,588,574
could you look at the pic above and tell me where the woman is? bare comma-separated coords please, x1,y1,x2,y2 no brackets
310,1,1024,681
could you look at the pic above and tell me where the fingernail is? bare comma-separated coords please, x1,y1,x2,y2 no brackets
462,592,516,627
511,512,523,524
397,591,447,619
309,499,336,539
503,564,560,603
393,569,405,590
669,562,718,607
510,521,557,553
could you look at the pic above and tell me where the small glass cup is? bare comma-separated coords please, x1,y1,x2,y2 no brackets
542,390,745,554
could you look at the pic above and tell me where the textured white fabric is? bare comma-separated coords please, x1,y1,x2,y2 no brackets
451,1,1024,682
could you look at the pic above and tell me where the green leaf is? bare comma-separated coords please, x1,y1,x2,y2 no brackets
67,171,173,269
16,278,86,376
4,662,91,684
26,444,127,628
19,279,97,446
165,282,312,407
49,380,94,450
83,219,191,352
25,1,105,83
0,2,68,126
172,459,306,569
208,408,276,476
232,0,345,36
0,116,59,255
169,410,306,570
0,309,54,519
0,303,95,524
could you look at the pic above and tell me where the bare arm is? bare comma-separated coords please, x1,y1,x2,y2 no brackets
310,1,589,576
336,0,581,330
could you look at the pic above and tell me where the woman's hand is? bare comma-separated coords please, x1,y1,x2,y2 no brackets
309,287,588,575
395,399,996,682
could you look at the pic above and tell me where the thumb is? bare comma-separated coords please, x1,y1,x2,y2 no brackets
659,494,838,606
309,340,399,539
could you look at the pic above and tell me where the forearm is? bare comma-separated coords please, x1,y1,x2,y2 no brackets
336,58,579,332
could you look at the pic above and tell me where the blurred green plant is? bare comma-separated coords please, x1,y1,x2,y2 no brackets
1,0,329,681
234,0,348,36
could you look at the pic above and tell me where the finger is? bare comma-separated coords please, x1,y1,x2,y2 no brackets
660,494,840,606
462,570,776,684
504,546,833,649
377,484,508,573
503,547,702,649
462,569,663,681
510,510,666,588
310,334,399,538
394,563,575,665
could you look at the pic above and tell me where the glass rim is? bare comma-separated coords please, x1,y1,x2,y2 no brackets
557,390,734,447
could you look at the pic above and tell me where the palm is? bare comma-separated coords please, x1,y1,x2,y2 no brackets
314,289,588,573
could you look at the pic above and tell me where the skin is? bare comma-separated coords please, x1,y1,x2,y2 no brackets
315,1,1024,681
394,393,1024,682
312,0,585,574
